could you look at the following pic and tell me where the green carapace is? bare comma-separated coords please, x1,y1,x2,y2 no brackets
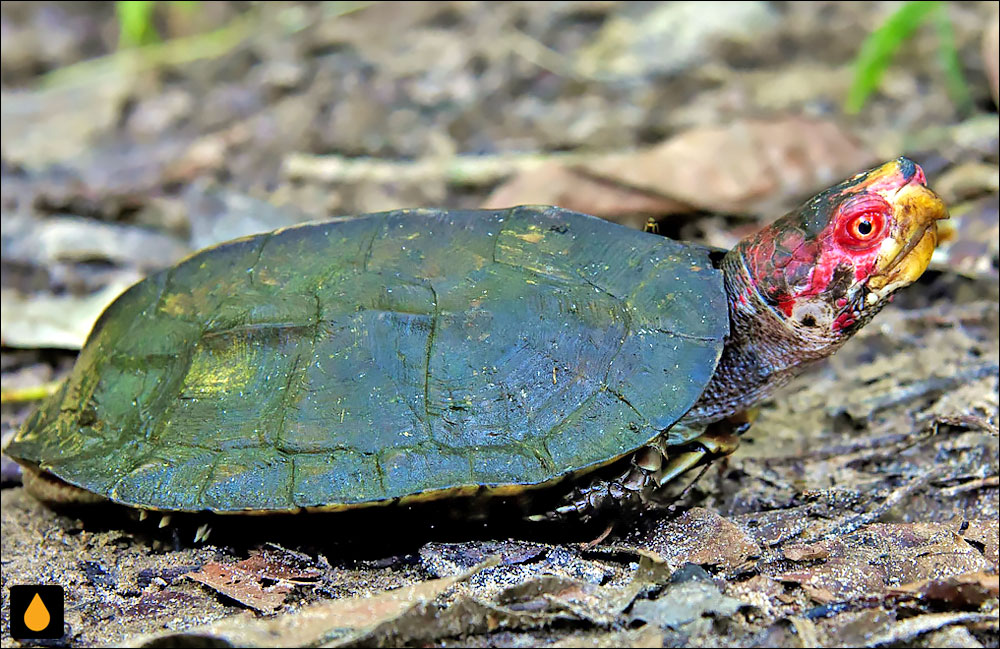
6,158,948,519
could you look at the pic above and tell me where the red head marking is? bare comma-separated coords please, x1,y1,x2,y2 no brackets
737,158,919,332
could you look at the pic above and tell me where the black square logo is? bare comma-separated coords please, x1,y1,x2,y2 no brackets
9,585,64,640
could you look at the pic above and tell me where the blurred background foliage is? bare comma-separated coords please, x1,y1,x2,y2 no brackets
109,0,978,114
846,0,972,113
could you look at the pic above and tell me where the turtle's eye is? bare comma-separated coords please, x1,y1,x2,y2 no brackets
835,195,889,250
850,215,875,238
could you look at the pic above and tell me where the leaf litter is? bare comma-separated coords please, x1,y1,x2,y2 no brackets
184,547,323,613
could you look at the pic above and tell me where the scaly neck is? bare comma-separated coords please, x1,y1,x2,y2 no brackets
681,246,844,426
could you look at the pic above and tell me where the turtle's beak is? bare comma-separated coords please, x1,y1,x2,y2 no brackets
865,168,949,298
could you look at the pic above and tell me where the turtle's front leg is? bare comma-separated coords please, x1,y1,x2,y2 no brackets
656,417,751,494
531,416,747,522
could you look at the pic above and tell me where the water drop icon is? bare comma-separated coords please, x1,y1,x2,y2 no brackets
24,592,50,632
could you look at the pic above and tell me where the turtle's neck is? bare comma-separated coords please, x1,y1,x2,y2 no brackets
680,246,844,427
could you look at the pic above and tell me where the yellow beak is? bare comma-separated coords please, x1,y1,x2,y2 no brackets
867,183,949,294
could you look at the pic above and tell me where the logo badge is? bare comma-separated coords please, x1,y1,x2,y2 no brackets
10,585,64,640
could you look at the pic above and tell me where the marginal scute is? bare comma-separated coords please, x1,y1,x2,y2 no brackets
202,448,294,511
292,452,385,507
108,446,218,510
7,206,728,512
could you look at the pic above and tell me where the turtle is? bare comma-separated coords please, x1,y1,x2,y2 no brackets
5,157,948,524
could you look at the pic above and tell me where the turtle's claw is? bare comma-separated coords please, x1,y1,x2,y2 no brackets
193,523,212,543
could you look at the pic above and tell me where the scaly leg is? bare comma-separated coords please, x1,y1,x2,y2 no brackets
531,413,750,522
652,423,742,490
527,446,665,522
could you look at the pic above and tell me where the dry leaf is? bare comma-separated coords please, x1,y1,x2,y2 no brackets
629,576,746,630
136,558,496,647
580,118,875,216
184,549,321,613
783,542,832,562
862,611,998,647
890,571,1000,608
186,562,292,613
774,523,993,603
481,160,689,227
620,507,761,571
485,118,876,222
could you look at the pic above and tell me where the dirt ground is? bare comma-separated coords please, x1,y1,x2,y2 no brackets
1,2,998,647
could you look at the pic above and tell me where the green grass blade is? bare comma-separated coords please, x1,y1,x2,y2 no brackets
117,0,160,48
931,3,973,113
845,0,941,114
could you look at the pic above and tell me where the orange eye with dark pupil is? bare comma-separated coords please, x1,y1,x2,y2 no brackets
851,215,875,238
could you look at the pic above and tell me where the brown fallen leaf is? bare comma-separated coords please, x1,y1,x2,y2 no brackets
890,571,1000,608
484,117,876,221
121,591,207,621
861,611,999,647
481,160,690,228
492,563,664,628
619,507,761,571
185,549,322,613
135,558,499,647
782,542,832,562
800,584,838,605
773,522,993,603
186,562,292,613
628,570,747,630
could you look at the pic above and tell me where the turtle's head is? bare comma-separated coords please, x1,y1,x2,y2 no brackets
735,157,948,341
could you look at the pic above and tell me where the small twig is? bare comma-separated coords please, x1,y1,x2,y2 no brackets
580,522,615,551
505,30,617,83
282,150,592,186
799,473,933,544
927,414,999,436
938,475,999,496
854,362,998,418
0,380,62,404
41,13,257,89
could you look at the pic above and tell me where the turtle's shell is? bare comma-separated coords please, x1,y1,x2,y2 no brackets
7,206,728,512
